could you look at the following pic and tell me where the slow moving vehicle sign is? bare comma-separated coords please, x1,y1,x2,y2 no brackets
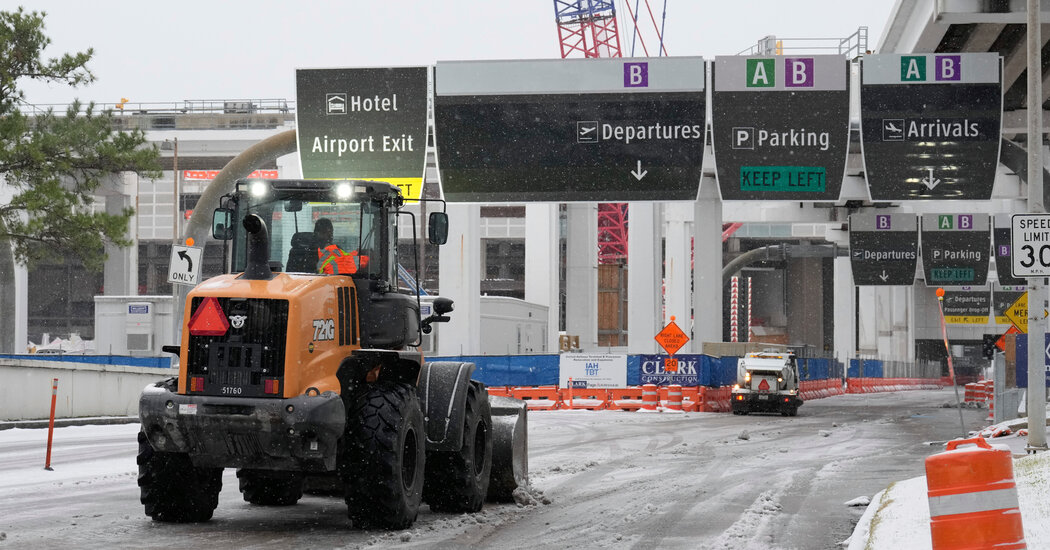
296,67,429,201
920,213,990,286
712,55,850,201
848,213,918,286
434,57,706,202
860,53,1002,200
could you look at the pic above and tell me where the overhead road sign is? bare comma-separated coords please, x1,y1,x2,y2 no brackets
941,288,991,324
860,53,1002,200
993,285,1026,326
848,213,918,286
434,57,706,202
1011,213,1050,277
296,67,429,201
920,214,990,286
711,55,850,201
994,214,1026,286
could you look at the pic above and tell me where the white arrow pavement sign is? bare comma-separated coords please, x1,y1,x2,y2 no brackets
631,160,648,181
921,167,940,190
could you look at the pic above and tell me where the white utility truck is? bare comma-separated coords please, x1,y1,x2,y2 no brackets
730,351,802,416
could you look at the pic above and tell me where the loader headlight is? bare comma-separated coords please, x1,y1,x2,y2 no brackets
249,180,269,198
335,182,354,199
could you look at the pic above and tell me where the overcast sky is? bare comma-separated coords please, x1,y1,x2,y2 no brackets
8,1,897,107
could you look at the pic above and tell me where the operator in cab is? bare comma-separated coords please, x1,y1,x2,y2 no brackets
315,217,368,275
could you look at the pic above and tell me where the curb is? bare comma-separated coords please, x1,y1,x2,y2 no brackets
0,416,138,431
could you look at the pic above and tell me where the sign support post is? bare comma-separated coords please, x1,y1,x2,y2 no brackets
1026,0,1048,453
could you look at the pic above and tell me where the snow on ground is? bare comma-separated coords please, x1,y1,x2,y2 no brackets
847,407,1050,550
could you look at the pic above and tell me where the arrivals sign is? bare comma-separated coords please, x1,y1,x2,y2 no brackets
435,57,706,202
296,67,428,200
920,213,990,285
712,55,850,201
848,213,918,286
941,289,990,324
860,53,1002,200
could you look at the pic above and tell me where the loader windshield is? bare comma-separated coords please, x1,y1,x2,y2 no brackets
228,180,391,280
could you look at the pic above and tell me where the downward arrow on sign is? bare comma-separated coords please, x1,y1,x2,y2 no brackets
879,270,889,282
631,160,648,181
178,250,194,272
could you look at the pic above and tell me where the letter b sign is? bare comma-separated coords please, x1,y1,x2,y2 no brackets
624,62,648,88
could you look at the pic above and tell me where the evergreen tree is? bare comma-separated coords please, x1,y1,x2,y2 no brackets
0,8,160,351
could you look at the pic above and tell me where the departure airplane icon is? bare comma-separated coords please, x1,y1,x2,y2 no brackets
577,121,599,143
580,127,595,135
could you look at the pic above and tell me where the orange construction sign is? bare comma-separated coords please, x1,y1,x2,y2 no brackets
655,317,689,356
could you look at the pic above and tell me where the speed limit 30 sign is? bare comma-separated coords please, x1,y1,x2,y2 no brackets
1012,214,1050,277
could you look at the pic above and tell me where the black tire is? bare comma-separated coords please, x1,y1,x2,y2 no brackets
137,431,222,523
787,406,799,417
237,469,304,506
340,382,425,529
423,381,493,513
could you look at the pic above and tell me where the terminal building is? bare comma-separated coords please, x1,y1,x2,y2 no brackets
3,1,1047,380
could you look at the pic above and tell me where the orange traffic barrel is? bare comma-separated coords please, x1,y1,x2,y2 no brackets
925,437,1025,550
666,385,683,411
641,384,659,411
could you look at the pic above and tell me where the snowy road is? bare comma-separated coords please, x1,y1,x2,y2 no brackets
0,388,990,549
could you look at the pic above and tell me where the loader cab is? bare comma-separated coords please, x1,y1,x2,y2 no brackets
211,178,449,350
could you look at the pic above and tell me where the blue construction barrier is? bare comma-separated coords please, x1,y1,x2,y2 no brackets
847,359,884,378
0,354,172,369
427,353,835,389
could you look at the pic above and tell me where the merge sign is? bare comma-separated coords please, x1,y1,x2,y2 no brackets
435,57,706,202
296,67,428,200
861,53,1002,200
848,213,918,285
920,214,990,286
1011,214,1050,277
712,55,850,201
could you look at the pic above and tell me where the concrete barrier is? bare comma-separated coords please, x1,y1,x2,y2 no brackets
0,358,175,421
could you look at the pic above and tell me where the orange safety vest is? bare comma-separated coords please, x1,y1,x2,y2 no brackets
317,245,368,275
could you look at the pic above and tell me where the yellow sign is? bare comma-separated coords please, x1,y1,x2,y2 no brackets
1003,293,1048,333
1005,293,1028,332
945,315,989,324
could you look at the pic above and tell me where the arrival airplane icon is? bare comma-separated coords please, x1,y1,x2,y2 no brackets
882,119,904,141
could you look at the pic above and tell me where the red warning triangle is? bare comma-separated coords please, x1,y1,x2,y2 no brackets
758,379,770,391
188,296,229,336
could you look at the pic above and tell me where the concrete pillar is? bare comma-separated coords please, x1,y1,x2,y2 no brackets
525,203,560,353
565,203,597,351
833,256,854,366
103,172,139,296
693,182,723,350
628,202,661,354
436,203,481,356
664,203,691,331
857,286,877,354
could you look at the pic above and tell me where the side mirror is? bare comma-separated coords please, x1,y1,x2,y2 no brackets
212,208,233,240
428,212,449,245
433,296,454,315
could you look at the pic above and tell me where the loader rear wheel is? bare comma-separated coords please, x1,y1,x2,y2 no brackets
137,431,222,522
423,381,493,513
340,382,425,529
237,469,304,506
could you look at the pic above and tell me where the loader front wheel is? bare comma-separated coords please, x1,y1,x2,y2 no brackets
340,382,425,529
423,381,493,513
